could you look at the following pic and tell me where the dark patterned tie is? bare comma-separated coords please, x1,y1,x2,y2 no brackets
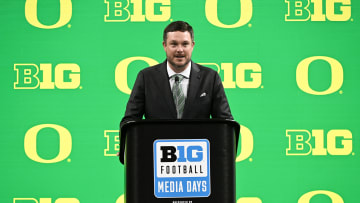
171,74,185,119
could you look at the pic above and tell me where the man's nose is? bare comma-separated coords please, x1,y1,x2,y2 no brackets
176,46,184,52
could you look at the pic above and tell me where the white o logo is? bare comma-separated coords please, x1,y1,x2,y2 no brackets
24,124,72,163
25,0,72,29
296,56,343,95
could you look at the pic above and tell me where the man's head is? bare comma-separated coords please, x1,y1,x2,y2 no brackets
163,21,195,73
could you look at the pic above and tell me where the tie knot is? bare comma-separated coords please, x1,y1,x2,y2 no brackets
173,74,184,83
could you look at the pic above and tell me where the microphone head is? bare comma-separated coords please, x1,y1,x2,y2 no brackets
175,76,179,82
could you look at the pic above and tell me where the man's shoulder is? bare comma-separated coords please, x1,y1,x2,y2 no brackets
140,62,165,74
193,62,218,75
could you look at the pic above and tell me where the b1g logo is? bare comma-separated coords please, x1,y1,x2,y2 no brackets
14,63,81,89
200,62,262,89
154,139,210,198
13,198,79,203
285,0,351,21
104,130,120,156
104,0,171,22
286,129,352,156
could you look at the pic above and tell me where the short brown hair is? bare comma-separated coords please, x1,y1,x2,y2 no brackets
163,21,194,43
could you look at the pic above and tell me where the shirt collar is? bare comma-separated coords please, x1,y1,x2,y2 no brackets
167,61,191,79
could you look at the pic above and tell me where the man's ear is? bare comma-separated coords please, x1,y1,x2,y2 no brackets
162,41,166,49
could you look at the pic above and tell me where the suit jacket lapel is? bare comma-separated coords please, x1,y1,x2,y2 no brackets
183,61,201,118
157,61,177,118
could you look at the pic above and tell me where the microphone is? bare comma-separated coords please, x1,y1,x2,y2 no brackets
175,76,179,83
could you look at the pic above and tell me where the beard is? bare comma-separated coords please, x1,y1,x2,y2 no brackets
168,56,191,70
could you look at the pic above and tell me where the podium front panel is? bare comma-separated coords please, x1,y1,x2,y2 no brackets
124,120,238,203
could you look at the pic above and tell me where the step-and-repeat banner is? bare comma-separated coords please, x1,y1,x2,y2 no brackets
1,0,359,202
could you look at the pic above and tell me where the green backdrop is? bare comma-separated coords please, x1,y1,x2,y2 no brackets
1,0,359,202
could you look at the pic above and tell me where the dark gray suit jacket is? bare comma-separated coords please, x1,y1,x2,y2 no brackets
120,61,233,128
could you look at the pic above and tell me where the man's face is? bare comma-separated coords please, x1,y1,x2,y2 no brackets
163,31,194,72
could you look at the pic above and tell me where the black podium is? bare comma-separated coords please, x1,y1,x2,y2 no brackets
120,119,240,203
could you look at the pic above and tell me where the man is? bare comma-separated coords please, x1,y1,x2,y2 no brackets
120,21,233,128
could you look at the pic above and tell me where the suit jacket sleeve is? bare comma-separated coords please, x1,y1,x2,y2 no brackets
120,71,145,129
211,72,233,120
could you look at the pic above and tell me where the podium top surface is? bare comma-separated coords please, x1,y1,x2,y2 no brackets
121,118,239,131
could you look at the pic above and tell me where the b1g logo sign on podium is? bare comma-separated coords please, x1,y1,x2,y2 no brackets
153,139,211,198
